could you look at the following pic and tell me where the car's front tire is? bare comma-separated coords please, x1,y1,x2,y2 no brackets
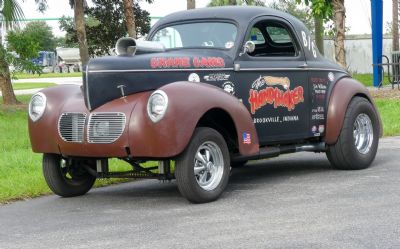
175,127,230,203
327,97,380,170
43,153,96,197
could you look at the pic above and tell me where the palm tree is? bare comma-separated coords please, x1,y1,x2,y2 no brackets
69,0,89,66
332,0,346,69
187,0,195,9
123,0,136,38
393,0,399,51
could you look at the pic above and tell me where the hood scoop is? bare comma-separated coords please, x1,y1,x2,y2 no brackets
115,37,165,56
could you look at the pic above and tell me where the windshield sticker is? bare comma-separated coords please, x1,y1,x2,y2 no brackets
248,76,304,114
203,73,230,81
222,81,235,95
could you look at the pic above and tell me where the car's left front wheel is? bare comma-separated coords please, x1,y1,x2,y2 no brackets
43,153,96,197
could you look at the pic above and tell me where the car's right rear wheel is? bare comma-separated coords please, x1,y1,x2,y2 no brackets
327,97,379,170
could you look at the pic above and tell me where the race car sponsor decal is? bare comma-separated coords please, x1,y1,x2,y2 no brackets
253,115,299,124
248,76,304,114
311,106,325,120
188,73,200,82
150,57,191,69
150,57,225,69
203,73,230,82
222,81,235,95
242,132,251,144
252,76,290,90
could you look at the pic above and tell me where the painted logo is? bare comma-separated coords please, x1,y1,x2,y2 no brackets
252,76,290,90
328,72,335,82
248,76,304,114
150,57,225,69
203,73,230,82
222,81,235,95
242,132,251,144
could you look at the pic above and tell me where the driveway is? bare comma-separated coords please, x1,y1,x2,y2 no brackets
0,137,399,249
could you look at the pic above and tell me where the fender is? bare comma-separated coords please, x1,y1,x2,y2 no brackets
128,81,259,158
325,77,383,145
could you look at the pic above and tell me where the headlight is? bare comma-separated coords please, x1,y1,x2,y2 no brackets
28,92,47,122
147,90,168,123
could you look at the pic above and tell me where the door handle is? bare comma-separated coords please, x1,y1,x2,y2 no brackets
298,63,308,68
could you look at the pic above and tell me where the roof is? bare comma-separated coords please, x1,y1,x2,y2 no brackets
151,6,305,31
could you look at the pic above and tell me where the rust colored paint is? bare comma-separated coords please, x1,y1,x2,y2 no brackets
325,78,382,145
129,82,259,158
30,82,258,158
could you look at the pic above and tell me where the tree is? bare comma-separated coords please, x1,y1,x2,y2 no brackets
187,0,196,9
60,0,151,57
123,0,136,38
208,0,265,6
269,0,314,33
7,21,56,51
393,0,399,51
69,0,90,66
296,0,347,69
0,0,48,105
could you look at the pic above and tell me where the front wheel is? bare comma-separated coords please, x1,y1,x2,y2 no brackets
327,97,380,170
43,154,96,197
175,127,230,203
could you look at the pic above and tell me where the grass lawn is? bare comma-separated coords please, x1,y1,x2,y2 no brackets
0,93,398,204
14,72,82,79
12,82,56,91
0,95,143,204
353,73,391,87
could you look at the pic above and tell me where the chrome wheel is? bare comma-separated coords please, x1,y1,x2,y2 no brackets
193,141,224,191
353,113,373,154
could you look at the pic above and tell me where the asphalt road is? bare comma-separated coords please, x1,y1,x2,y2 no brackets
1,137,399,249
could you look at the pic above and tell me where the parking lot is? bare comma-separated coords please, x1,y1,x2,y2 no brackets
0,137,399,249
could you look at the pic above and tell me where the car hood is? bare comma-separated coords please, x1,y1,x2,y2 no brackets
84,50,233,110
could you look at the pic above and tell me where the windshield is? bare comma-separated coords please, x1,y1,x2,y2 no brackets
151,22,237,50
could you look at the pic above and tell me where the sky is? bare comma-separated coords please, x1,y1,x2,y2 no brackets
14,0,392,37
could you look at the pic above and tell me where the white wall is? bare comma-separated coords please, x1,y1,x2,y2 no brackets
323,37,393,74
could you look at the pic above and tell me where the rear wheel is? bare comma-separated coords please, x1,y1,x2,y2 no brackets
43,153,96,197
175,127,230,203
327,97,379,170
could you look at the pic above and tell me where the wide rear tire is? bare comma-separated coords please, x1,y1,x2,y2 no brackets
327,97,379,170
175,127,230,203
43,154,96,197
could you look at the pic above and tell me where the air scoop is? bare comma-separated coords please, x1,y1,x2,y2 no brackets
115,37,165,56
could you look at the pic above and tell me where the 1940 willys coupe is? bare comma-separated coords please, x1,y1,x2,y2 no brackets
28,6,382,203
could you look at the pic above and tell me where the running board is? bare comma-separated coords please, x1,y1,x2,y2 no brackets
231,142,326,162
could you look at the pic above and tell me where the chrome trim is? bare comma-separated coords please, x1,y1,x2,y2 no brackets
85,63,91,110
87,112,126,144
88,68,234,73
28,92,47,122
58,112,87,143
147,90,169,123
353,113,374,154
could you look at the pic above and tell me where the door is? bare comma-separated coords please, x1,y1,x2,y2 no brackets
234,16,310,145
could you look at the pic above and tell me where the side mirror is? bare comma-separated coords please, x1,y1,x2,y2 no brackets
240,41,255,56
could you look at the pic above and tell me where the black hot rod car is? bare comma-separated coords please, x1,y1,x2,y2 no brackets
28,6,381,203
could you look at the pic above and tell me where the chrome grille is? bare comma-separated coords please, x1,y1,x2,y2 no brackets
58,113,86,143
87,112,126,143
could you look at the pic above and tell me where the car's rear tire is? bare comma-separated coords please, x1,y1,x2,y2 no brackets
175,127,230,203
327,97,379,170
43,153,96,197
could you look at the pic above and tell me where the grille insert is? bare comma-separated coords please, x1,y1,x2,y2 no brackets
58,113,86,143
87,112,126,143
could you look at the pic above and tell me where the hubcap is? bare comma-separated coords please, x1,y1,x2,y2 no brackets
193,141,224,191
353,113,374,154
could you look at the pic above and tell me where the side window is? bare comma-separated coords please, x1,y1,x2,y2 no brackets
247,20,297,57
248,27,265,45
